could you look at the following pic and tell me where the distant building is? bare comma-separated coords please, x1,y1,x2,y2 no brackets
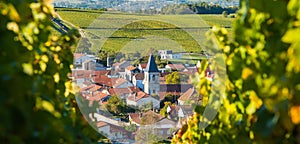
132,73,144,91
158,50,182,60
165,64,186,72
178,87,201,105
143,54,160,95
73,53,104,70
126,91,160,109
125,65,140,82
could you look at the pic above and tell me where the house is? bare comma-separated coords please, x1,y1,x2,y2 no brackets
125,65,140,82
165,64,186,72
158,50,182,60
183,67,199,75
126,91,160,109
71,70,93,88
178,87,201,105
112,60,131,72
152,118,176,137
85,91,111,106
128,110,164,126
73,53,99,70
108,86,140,101
93,76,133,89
132,73,144,91
167,105,193,120
97,121,110,137
111,78,134,88
80,84,103,96
97,121,132,142
129,110,176,138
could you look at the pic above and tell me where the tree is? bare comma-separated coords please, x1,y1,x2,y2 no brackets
125,124,137,132
0,0,101,143
160,101,172,117
166,71,180,84
106,95,125,115
173,0,300,143
135,126,163,144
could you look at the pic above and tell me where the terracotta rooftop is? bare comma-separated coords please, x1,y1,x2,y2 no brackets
86,91,110,101
178,87,200,101
74,53,84,60
111,78,129,88
97,121,108,128
127,91,149,102
158,91,181,101
108,86,140,96
72,70,111,79
93,76,112,87
126,65,136,71
129,110,164,125
166,64,186,70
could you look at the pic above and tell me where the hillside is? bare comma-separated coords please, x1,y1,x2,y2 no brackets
56,8,234,54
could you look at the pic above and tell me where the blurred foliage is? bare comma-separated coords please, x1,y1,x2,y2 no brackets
0,0,102,143
173,0,300,143
166,71,181,84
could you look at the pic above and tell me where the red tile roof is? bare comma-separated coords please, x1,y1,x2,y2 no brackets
97,121,108,128
87,91,109,101
178,87,200,101
111,78,129,88
126,65,136,71
74,53,84,60
93,76,112,87
72,70,111,79
80,84,103,92
127,91,149,102
129,110,164,125
167,64,186,70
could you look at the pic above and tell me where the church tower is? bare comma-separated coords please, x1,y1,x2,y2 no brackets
143,54,160,95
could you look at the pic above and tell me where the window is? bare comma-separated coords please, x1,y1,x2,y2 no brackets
153,90,155,94
152,75,155,81
160,130,164,135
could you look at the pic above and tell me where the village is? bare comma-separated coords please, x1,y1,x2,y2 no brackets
71,50,214,143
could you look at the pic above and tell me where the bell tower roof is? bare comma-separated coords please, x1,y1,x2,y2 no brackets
145,54,159,73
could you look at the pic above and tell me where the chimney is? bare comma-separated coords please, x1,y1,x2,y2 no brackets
107,56,110,67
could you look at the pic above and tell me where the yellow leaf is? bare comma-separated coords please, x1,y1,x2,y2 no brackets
6,22,19,33
41,100,54,113
8,4,20,22
282,28,300,43
290,106,300,124
242,67,253,80
53,73,60,83
249,131,254,140
249,91,262,109
39,61,47,72
22,63,33,75
41,55,49,62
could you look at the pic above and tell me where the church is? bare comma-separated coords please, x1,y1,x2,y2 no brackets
143,54,160,95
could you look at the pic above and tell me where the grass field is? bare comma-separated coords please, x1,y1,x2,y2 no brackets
55,8,234,55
